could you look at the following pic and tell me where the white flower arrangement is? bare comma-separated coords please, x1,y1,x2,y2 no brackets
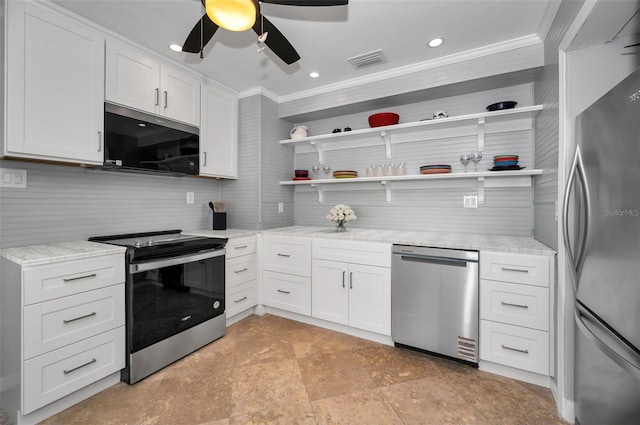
326,204,357,230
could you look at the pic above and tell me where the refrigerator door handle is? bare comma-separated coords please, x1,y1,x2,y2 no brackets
575,302,640,381
562,146,590,292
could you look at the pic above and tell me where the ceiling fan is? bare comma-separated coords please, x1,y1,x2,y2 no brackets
182,0,349,65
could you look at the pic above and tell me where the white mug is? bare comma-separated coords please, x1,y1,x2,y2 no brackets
290,126,308,139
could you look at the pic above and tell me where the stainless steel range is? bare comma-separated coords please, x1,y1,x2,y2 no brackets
89,230,227,384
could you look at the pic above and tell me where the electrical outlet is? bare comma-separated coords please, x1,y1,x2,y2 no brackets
278,202,284,213
0,168,27,188
463,195,478,208
186,192,194,204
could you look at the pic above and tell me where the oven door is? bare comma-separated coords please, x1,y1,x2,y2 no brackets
128,249,225,354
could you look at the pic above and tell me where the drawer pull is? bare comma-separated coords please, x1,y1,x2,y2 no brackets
277,253,291,258
234,245,248,249
63,312,97,324
234,296,248,303
277,289,291,294
501,344,529,354
342,271,346,288
234,268,248,274
501,267,529,273
63,358,97,375
63,273,97,282
501,301,529,309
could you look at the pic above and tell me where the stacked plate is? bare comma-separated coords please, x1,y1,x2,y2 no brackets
490,155,525,171
333,170,358,179
420,164,452,174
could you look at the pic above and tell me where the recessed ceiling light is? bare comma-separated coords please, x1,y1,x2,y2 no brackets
428,38,444,48
169,43,183,52
308,71,320,79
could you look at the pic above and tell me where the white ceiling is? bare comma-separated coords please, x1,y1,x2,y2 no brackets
52,0,558,97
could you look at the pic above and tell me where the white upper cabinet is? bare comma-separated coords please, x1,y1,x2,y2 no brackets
5,0,105,164
105,40,201,126
200,83,238,178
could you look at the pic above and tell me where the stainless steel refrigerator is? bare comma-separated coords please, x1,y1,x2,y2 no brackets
563,67,640,425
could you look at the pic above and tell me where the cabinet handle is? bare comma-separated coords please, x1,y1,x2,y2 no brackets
164,91,168,109
277,253,291,258
234,268,248,274
203,151,207,166
501,301,529,309
342,271,346,288
155,88,159,106
97,131,102,152
234,245,248,250
234,296,248,303
277,289,291,294
63,358,97,375
501,267,529,273
349,272,353,289
501,344,529,354
63,312,97,324
63,273,97,283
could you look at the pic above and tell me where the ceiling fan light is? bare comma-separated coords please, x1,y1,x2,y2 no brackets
206,0,256,32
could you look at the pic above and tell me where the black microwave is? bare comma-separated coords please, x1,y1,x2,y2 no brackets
102,103,199,176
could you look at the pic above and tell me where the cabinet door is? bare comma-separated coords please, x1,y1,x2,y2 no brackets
200,83,238,178
105,40,160,115
312,260,349,325
6,1,105,163
348,264,391,336
160,65,201,126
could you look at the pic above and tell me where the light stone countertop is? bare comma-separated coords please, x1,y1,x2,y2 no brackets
262,226,556,256
1,241,127,267
181,229,258,239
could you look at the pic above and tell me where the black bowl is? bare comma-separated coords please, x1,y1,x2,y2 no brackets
486,101,518,111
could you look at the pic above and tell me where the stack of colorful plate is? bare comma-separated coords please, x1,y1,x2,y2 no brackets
420,164,452,174
490,155,524,171
333,170,358,179
292,169,310,180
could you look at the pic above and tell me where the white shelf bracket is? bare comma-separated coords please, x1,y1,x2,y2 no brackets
477,117,485,151
309,141,325,164
379,131,392,158
310,184,325,203
477,176,485,204
380,180,392,203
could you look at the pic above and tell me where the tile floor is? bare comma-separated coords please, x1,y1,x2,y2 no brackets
33,314,568,425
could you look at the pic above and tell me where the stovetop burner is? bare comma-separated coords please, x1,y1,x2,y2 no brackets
89,229,227,263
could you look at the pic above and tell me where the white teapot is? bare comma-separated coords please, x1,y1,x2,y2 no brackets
290,126,308,139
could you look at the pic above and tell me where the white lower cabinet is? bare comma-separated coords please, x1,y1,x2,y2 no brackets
312,259,391,335
262,271,311,315
225,235,258,318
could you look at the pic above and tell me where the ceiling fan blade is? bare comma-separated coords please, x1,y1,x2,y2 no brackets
253,14,300,65
182,14,219,53
260,0,348,6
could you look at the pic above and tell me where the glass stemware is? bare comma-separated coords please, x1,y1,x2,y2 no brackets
311,165,320,179
460,153,471,173
323,165,331,177
470,151,483,172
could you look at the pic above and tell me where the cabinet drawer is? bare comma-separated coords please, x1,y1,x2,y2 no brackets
480,280,549,331
480,252,551,287
225,235,257,259
480,320,549,375
23,285,125,360
312,239,391,267
23,326,125,415
226,281,257,318
262,236,311,277
226,255,257,289
23,254,125,305
262,271,311,316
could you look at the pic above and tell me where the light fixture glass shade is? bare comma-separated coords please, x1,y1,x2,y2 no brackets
206,0,256,32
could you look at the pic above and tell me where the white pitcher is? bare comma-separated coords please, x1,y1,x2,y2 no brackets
290,126,308,139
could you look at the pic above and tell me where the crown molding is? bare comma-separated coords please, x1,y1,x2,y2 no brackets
238,86,280,102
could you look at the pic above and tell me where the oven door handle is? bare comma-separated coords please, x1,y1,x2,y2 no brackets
130,249,226,273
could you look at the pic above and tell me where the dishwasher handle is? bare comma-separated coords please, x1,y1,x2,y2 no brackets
396,254,474,267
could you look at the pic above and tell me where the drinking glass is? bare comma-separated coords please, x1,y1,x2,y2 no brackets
311,165,320,179
323,165,331,177
470,151,483,172
460,153,471,173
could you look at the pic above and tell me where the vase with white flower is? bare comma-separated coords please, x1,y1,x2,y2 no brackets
326,204,357,232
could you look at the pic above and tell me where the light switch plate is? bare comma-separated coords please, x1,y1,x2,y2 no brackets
463,195,478,208
0,168,27,188
186,192,195,204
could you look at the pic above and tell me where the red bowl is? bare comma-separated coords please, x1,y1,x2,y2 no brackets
368,112,400,128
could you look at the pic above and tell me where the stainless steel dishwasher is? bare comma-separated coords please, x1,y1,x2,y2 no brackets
392,245,479,364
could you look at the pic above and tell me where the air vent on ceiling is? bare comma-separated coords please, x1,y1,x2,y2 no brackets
348,49,387,70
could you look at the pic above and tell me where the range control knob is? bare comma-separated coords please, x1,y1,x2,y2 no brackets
213,301,221,309
146,239,154,246
134,240,142,248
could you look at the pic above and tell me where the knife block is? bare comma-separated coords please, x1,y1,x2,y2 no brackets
213,212,227,230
